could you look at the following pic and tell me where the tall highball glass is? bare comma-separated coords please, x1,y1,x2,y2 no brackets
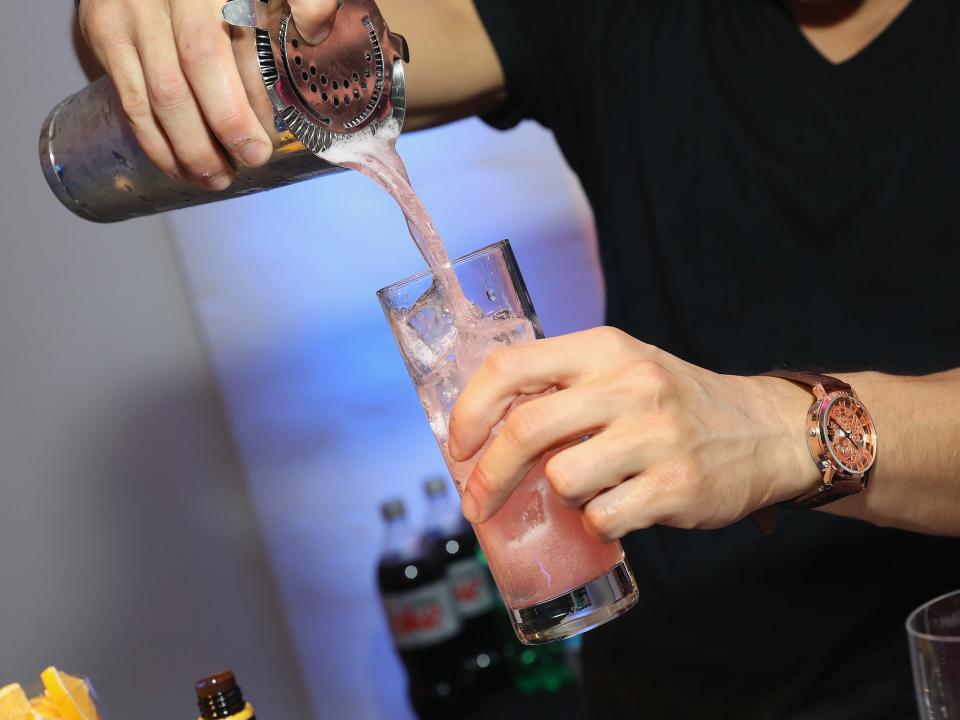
378,240,638,644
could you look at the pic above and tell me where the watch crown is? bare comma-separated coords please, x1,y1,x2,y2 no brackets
809,428,819,437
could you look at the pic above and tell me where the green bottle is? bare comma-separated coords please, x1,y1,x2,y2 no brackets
476,546,575,695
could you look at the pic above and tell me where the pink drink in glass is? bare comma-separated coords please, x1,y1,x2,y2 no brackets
379,241,638,644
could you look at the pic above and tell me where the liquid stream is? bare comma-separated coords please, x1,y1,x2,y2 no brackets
323,121,624,608
323,121,472,320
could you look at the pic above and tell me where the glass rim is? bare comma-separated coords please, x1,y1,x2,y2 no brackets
906,588,960,642
376,239,511,298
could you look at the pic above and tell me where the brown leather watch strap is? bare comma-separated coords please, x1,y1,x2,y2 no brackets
788,477,867,509
763,370,869,510
764,370,851,394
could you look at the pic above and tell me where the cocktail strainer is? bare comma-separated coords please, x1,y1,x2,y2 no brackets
222,0,409,157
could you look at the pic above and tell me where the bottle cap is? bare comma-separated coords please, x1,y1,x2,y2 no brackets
196,671,245,719
380,499,406,521
423,476,449,498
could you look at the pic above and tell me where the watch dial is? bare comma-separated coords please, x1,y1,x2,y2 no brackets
822,395,877,476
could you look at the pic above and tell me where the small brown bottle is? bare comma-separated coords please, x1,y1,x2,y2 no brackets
196,671,256,720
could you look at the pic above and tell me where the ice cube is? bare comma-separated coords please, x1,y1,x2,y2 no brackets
419,361,462,436
399,283,459,374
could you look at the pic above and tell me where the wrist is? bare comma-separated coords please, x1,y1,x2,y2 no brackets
755,376,822,504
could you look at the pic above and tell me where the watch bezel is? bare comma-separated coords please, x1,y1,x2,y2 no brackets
806,389,878,484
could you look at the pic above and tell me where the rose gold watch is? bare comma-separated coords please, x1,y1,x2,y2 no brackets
766,371,878,508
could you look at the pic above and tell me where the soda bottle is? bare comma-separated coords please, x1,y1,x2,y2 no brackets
195,671,256,720
422,477,507,691
377,499,468,718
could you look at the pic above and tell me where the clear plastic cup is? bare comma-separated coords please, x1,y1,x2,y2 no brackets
907,588,960,719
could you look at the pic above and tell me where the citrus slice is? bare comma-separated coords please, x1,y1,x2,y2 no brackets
0,683,32,720
29,693,61,719
39,668,98,720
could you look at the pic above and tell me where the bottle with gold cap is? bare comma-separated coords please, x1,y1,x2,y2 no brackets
196,671,256,720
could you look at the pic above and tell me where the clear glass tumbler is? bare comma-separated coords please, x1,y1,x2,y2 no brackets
907,588,960,719
378,240,638,644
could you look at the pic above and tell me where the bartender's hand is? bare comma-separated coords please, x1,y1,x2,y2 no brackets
448,327,819,540
78,0,340,189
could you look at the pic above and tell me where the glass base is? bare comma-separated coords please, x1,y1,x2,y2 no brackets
510,559,639,645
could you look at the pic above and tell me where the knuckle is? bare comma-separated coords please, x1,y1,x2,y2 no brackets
211,108,256,148
592,326,628,353
119,90,151,123
583,504,619,541
595,325,624,343
148,72,191,110
636,358,671,386
469,462,498,499
82,4,122,46
176,31,225,68
487,347,517,376
625,359,674,406
503,404,540,449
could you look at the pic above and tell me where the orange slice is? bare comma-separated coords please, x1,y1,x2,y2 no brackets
29,693,61,719
39,668,98,720
0,684,32,720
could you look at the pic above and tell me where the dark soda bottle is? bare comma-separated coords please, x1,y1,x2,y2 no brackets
377,499,469,718
422,477,508,691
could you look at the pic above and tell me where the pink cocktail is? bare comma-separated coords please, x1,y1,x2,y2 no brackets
378,241,638,644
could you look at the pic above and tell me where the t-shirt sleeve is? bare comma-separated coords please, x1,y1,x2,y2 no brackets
472,0,607,131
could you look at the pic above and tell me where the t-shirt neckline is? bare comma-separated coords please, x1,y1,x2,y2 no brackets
766,0,924,81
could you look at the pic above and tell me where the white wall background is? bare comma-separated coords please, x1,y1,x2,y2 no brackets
0,7,311,719
170,118,603,718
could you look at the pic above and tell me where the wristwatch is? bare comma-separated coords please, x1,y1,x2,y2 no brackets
766,371,878,508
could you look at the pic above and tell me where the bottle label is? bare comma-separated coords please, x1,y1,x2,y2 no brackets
447,558,496,618
383,581,462,650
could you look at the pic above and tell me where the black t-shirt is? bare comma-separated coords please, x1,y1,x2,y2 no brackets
472,0,960,717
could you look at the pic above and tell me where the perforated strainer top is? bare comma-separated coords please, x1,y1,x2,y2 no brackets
223,0,409,155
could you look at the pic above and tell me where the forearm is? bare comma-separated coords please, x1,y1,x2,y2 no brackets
824,369,960,536
379,0,506,131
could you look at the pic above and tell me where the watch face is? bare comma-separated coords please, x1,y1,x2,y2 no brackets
822,394,878,476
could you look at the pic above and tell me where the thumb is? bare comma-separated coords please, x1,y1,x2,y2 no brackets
289,0,342,45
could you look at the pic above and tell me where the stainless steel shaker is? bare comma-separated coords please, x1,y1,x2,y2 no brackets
39,0,408,223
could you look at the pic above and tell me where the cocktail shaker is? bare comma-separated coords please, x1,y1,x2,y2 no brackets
40,0,408,223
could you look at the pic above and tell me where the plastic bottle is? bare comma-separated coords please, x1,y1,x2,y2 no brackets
421,477,508,691
377,499,469,718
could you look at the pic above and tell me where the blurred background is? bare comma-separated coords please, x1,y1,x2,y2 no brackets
0,5,602,718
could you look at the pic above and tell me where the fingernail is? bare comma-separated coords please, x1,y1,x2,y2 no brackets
206,173,233,191
303,20,334,45
239,140,271,167
461,492,479,524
